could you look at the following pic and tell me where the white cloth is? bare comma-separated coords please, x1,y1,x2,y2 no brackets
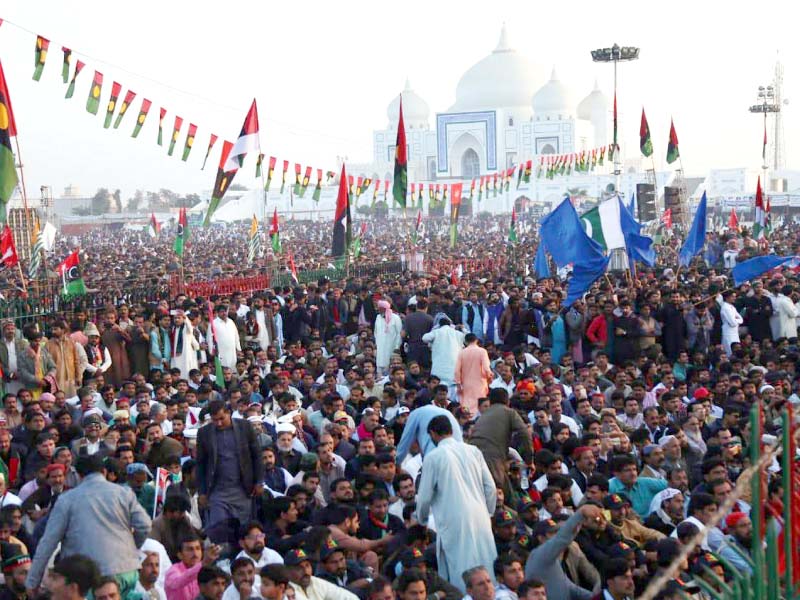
374,313,403,371
213,317,241,369
0,492,22,507
770,293,798,340
416,437,497,592
719,300,743,355
254,309,272,351
140,538,173,587
135,581,166,600
422,326,466,384
290,577,358,600
170,323,200,380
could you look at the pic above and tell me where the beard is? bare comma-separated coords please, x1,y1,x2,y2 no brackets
250,542,265,555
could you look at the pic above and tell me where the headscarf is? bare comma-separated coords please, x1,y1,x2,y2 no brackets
648,487,682,516
377,300,393,331
432,312,452,329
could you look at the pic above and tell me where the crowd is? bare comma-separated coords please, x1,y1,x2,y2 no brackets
0,212,796,600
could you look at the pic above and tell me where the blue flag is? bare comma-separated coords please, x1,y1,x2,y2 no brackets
540,196,606,268
534,240,549,279
679,192,708,267
627,192,636,217
566,252,611,304
618,198,655,267
732,255,797,286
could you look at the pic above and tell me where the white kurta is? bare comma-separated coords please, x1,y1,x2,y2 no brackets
254,309,272,351
170,322,200,380
769,293,798,340
416,437,498,592
422,326,466,384
719,301,743,355
213,316,241,369
374,313,402,372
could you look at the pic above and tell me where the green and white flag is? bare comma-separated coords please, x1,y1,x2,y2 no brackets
580,198,625,250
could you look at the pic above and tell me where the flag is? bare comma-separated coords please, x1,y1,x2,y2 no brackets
383,179,389,203
537,158,544,179
449,183,463,249
270,208,281,253
65,59,85,99
85,71,103,115
294,164,302,195
468,179,475,201
147,213,160,238
167,116,183,156
441,183,449,207
534,241,549,279
247,215,261,263
28,220,43,280
60,47,71,83
280,160,289,194
478,176,484,202
508,208,518,244
131,99,152,138
393,97,408,210
766,197,773,237
618,197,655,268
288,253,299,285
32,35,49,81
0,63,18,218
181,124,197,161
224,99,260,171
666,119,680,164
417,183,423,208
201,134,218,170
493,173,499,197
298,166,312,198
524,159,532,183
412,210,422,245
56,250,87,296
157,108,166,145
255,153,264,177
103,82,122,128
753,176,767,239
331,164,351,265
0,225,18,268
174,207,188,257
599,145,606,166
763,122,768,164
662,208,673,229
733,255,797,287
204,140,235,226
580,198,626,250
265,156,277,190
428,183,434,205
516,164,524,189
412,183,418,205
112,89,136,129
640,108,653,157
312,168,322,202
352,221,367,259
679,192,708,267
729,207,739,230
609,92,618,161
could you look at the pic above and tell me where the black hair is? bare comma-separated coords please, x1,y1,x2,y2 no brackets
427,415,453,436
52,554,100,596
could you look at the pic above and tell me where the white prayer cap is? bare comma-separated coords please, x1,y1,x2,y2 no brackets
648,487,682,515
277,410,300,423
276,423,295,434
658,435,677,448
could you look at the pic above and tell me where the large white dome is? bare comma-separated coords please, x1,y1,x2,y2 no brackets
532,67,574,118
577,80,608,120
449,24,545,112
387,79,430,129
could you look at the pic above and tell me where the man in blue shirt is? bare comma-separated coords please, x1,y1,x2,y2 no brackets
396,404,462,463
608,455,667,518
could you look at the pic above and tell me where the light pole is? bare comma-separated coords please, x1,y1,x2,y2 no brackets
591,44,640,195
748,85,779,185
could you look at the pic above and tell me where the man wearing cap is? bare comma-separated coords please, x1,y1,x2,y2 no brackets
125,463,157,515
604,493,664,546
316,539,372,596
84,323,113,384
0,322,27,396
0,542,31,600
717,512,753,574
283,548,358,600
644,488,685,536
21,462,67,519
71,414,113,458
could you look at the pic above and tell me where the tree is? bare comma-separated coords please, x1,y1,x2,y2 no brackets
113,189,122,213
183,193,201,208
91,188,111,215
128,190,144,212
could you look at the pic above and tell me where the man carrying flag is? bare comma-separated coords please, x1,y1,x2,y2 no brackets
412,210,422,245
392,97,408,211
56,250,86,297
753,176,768,240
508,208,518,244
270,208,281,254
174,207,188,257
288,253,299,285
147,213,160,238
331,164,351,267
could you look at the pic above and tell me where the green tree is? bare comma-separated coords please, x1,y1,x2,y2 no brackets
128,189,144,212
91,188,111,215
113,189,122,213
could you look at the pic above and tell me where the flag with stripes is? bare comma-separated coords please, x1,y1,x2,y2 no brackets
247,215,261,263
28,220,43,280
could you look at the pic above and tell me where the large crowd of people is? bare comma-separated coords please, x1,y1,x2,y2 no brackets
0,211,796,600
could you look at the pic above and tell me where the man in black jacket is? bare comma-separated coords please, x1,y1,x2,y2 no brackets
196,399,264,543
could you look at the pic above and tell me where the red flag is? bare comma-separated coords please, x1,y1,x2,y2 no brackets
288,253,299,285
728,208,739,230
270,208,279,236
0,59,18,137
662,208,672,229
0,225,18,268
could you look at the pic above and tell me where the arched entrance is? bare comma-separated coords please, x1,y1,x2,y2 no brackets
461,148,481,180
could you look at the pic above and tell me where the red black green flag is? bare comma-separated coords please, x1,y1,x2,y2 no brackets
441,182,449,207
505,167,513,191
255,153,264,177
167,116,183,156
312,168,323,202
609,91,618,161
599,145,606,166
0,60,19,216
417,183,423,208
478,176,484,202
326,171,335,184
61,47,71,83
355,176,364,203
103,81,122,128
293,163,302,195
265,156,276,190
524,159,532,183
449,183,463,248
666,118,680,164
298,166,312,197
85,71,103,115
640,108,653,157
131,98,152,138
32,35,49,81
331,163,351,265
392,97,408,210
371,179,380,206
157,108,166,145
348,175,354,199
182,123,197,161
469,178,475,201
205,140,235,226
65,59,85,99
280,160,289,194
383,179,389,203
113,89,136,129
201,134,218,170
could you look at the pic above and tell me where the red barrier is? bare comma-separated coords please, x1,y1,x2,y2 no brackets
425,256,508,275
172,274,272,299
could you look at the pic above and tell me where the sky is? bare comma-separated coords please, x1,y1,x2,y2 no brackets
0,0,796,203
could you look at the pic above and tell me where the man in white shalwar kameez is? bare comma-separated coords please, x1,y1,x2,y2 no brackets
251,296,275,352
374,300,402,375
422,314,465,398
212,305,241,369
170,310,200,380
416,415,497,593
718,291,743,356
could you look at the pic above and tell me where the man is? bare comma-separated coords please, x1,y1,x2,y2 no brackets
374,301,403,376
416,416,497,592
196,400,263,542
148,494,198,563
0,542,31,600
234,521,283,571
517,580,547,600
283,548,358,600
462,566,496,600
197,566,228,600
145,424,184,470
315,539,372,596
26,454,151,599
164,534,222,600
389,473,416,520
608,455,667,518
71,414,113,458
170,311,200,381
395,570,427,600
396,404,462,463
719,290,743,356
454,334,492,418
494,554,525,600
568,447,596,494
259,565,290,600
595,558,634,600
213,306,242,370
469,387,533,496
46,554,100,600
222,558,258,600
0,322,27,395
93,578,121,600
717,512,752,574
135,551,165,600
603,494,664,547
639,446,666,480
403,299,434,368
251,296,277,355
46,320,83,400
644,488,685,536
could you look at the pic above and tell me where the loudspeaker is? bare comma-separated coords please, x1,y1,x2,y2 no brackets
636,183,656,221
663,186,684,217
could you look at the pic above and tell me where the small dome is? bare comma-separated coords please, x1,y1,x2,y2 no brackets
449,24,545,111
577,79,608,120
532,67,574,117
387,79,430,128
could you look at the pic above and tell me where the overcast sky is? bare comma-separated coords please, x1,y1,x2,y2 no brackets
1,0,795,202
